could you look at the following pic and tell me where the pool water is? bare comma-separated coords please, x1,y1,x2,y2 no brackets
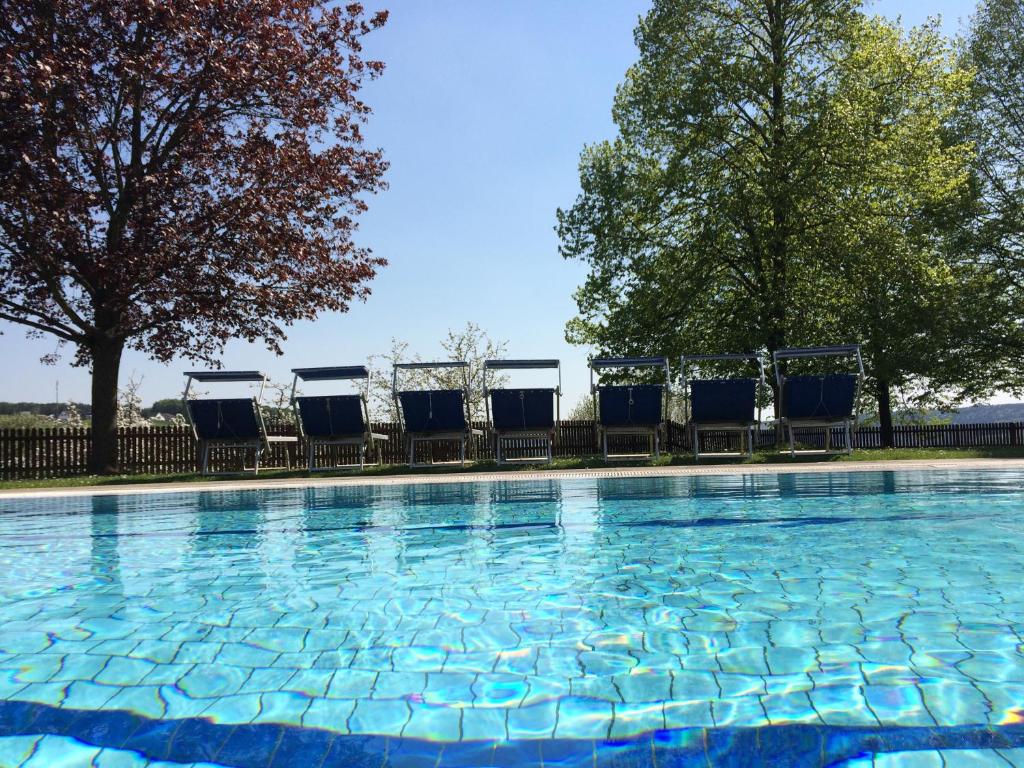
2,471,1024,767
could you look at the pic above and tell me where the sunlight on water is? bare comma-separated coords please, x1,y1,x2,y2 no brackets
1,470,1024,766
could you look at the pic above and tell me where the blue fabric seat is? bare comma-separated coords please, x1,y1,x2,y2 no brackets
598,385,663,427
398,390,468,434
489,389,556,432
690,379,756,424
187,398,261,441
295,395,366,437
783,374,857,421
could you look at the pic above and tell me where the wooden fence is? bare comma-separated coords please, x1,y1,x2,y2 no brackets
1,421,1022,481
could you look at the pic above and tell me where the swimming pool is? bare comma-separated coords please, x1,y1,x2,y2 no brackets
1,470,1024,767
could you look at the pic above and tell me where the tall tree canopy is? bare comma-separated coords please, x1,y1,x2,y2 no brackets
558,0,990,445
559,0,862,370
817,19,982,437
0,0,388,472
960,0,1024,390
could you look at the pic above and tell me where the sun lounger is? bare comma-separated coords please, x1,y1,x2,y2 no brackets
393,362,483,467
184,371,296,474
590,357,670,460
682,353,765,459
773,345,864,456
291,366,388,471
484,359,561,465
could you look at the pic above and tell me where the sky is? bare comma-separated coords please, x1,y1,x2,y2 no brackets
0,0,978,410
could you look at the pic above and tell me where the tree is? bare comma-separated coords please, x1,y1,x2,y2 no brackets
565,394,595,421
368,322,507,422
558,0,862,396
811,18,985,445
0,1,388,473
145,398,186,417
958,0,1024,392
558,1,992,446
116,372,146,426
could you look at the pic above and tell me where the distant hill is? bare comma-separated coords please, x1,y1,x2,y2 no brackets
0,401,90,417
862,402,1024,426
0,398,185,418
950,403,1024,424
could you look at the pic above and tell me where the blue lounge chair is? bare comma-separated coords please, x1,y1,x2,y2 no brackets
393,361,483,467
773,345,864,456
590,357,671,460
483,359,561,465
291,366,388,471
184,371,297,475
682,353,765,460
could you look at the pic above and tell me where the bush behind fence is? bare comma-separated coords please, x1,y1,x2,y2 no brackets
1,421,1022,480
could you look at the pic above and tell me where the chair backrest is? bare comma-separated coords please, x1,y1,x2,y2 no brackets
598,385,663,427
690,379,756,424
187,398,262,441
783,374,857,420
398,390,468,433
489,388,556,431
295,395,366,438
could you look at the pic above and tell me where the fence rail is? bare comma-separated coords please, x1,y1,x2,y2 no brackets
1,421,1022,480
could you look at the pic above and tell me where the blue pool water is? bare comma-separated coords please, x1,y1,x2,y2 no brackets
2,470,1024,767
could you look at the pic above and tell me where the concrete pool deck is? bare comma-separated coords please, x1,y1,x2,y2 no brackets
2,457,1023,499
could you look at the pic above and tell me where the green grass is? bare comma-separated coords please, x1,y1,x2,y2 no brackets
2,446,1023,491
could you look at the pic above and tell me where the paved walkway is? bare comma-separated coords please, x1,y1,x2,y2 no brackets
3,458,1023,499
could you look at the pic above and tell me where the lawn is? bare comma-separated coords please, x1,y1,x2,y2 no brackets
2,446,1023,491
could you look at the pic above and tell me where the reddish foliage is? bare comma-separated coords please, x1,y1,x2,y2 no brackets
0,0,389,363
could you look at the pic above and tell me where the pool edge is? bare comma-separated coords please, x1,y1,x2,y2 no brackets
2,458,1023,500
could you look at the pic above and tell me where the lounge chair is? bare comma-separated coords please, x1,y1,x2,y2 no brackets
590,357,671,460
183,371,297,475
290,366,388,471
393,361,483,467
773,345,864,456
682,353,765,460
483,359,561,465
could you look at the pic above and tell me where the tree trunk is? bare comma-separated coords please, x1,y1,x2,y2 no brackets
89,339,124,474
876,378,894,449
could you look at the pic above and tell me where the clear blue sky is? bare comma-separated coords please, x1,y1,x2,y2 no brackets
0,0,975,409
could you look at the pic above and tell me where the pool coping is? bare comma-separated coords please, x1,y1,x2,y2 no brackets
2,458,1023,499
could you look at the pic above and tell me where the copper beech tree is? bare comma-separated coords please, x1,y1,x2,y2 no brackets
0,1,389,473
